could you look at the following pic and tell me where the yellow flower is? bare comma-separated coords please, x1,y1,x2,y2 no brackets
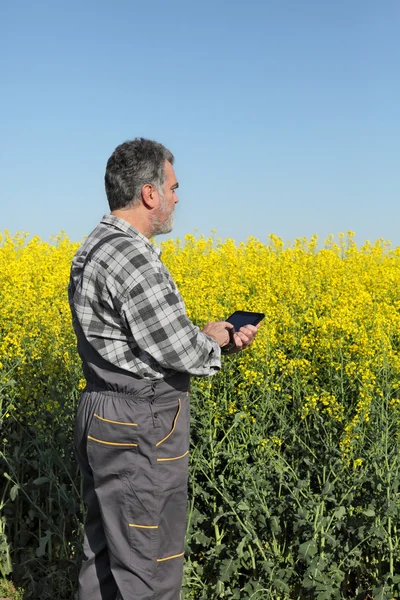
1,228,400,456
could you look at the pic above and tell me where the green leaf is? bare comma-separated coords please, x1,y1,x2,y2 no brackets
299,540,318,561
322,482,334,495
9,484,19,501
273,579,290,593
236,536,247,558
219,557,236,582
297,479,309,489
36,530,52,558
271,516,280,534
33,476,51,485
333,506,346,520
363,509,375,517
297,507,309,519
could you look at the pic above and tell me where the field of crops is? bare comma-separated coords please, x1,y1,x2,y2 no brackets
1,230,400,599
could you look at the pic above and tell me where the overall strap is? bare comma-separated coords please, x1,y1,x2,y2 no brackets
70,232,130,297
82,232,131,268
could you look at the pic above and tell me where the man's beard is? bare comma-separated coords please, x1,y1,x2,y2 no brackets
151,194,175,236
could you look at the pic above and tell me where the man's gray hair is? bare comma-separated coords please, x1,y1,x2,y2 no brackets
105,138,174,211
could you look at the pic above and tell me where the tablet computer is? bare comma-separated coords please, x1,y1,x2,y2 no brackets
226,310,265,331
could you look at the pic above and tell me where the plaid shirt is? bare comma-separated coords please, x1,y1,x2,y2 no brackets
68,214,221,380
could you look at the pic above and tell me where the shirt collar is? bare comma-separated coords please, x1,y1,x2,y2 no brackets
100,214,162,257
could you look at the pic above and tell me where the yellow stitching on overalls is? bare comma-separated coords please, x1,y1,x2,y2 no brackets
155,398,181,447
87,435,137,447
128,524,158,529
157,450,189,462
94,414,138,426
156,552,184,562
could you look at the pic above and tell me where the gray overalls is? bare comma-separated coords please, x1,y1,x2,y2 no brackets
72,235,191,600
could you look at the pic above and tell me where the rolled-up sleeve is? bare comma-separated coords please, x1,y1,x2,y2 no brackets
121,268,221,376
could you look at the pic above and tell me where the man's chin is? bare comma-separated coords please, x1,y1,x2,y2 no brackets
161,223,174,235
153,217,174,237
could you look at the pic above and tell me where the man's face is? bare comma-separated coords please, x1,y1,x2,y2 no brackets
152,160,179,236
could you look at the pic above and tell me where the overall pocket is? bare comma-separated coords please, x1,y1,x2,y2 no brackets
155,395,190,491
87,398,139,476
156,483,188,565
123,473,159,577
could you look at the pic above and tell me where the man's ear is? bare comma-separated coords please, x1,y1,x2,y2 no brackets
141,184,156,209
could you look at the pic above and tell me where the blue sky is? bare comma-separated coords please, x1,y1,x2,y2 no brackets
2,0,399,246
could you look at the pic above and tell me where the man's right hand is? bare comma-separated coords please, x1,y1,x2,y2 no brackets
202,321,234,348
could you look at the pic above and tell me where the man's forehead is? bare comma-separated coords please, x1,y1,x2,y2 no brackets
165,160,177,184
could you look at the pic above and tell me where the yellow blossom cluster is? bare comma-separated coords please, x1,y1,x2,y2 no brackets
161,231,400,457
1,230,400,456
0,231,80,419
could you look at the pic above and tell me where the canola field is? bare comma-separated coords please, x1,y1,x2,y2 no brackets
1,231,400,599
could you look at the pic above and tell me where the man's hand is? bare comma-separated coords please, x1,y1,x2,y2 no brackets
225,323,261,354
202,321,261,354
202,321,234,348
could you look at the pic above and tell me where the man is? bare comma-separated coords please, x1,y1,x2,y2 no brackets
69,138,259,600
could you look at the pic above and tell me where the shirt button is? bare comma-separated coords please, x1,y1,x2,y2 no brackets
154,413,158,419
